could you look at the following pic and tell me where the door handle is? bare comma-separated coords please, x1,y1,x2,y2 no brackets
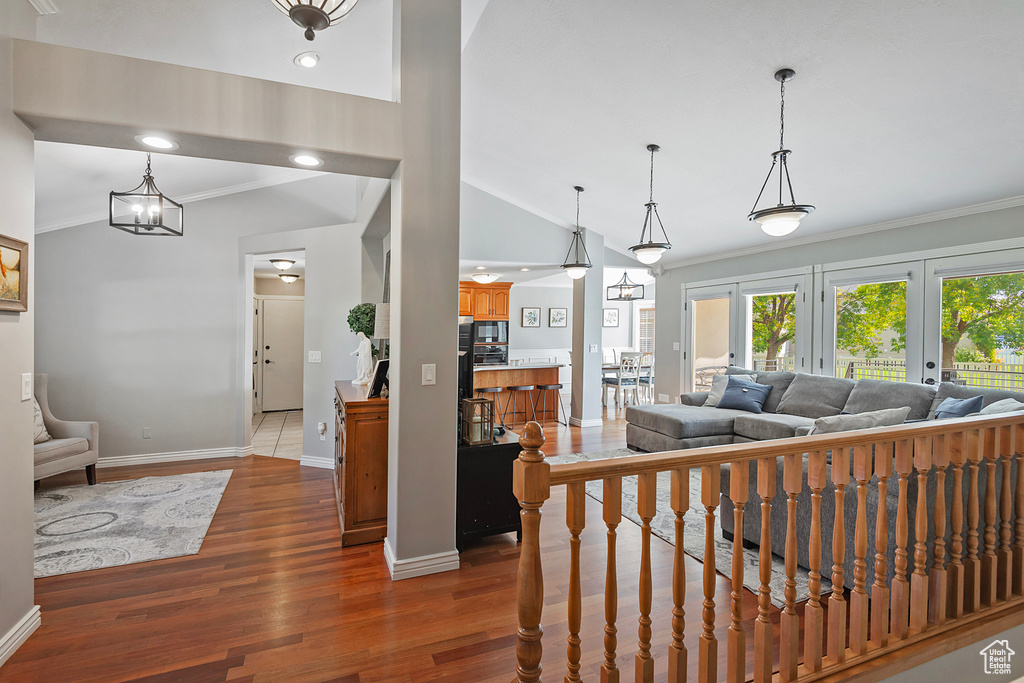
264,359,274,364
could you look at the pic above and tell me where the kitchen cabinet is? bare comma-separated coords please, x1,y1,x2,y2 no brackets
458,286,473,316
334,381,388,546
461,282,513,321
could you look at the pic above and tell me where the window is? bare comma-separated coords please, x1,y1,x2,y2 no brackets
638,307,655,353
749,292,797,372
833,280,908,380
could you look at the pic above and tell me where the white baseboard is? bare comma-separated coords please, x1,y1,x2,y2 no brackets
383,539,460,581
569,417,604,428
242,445,254,457
299,455,333,470
0,606,40,669
97,446,247,468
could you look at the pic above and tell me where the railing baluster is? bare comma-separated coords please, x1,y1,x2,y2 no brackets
668,468,689,683
983,428,999,607
780,453,800,681
828,446,849,664
727,461,749,683
929,434,949,626
1014,424,1024,597
965,429,983,613
871,441,893,648
805,450,826,673
565,481,586,683
513,424,551,683
998,425,1014,601
947,432,966,619
892,438,912,639
636,472,656,683
754,458,776,683
602,476,622,683
910,435,932,634
699,464,721,683
851,443,871,655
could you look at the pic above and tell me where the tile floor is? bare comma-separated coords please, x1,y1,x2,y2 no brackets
251,410,303,459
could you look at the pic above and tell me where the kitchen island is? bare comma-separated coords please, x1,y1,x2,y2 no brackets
473,364,564,423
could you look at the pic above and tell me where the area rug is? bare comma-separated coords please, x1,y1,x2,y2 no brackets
33,470,232,578
547,449,830,608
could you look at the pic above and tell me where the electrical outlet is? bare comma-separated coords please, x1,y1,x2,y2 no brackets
142,427,152,439
422,364,436,386
673,342,680,351
308,350,322,363
21,373,32,401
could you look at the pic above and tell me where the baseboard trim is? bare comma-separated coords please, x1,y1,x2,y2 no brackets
383,539,460,581
241,445,254,457
299,455,333,470
97,447,247,468
569,417,604,428
0,605,40,669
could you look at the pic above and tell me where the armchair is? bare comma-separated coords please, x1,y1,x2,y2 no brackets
33,373,98,485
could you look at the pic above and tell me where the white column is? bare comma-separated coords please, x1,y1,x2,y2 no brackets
570,229,605,428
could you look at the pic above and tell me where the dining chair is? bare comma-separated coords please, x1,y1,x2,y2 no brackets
601,352,641,406
638,352,654,403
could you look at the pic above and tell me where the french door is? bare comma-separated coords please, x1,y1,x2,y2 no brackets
683,285,736,392
737,274,812,374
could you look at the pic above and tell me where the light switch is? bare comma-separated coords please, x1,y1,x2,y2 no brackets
673,342,680,351
589,344,598,353
142,427,152,439
21,373,32,401
308,350,322,363
422,363,436,386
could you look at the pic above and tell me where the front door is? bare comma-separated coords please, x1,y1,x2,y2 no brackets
262,299,304,411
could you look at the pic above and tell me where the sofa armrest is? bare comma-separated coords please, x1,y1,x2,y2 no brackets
679,391,709,407
47,419,98,450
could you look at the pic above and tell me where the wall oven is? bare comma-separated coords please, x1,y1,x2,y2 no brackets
473,320,508,344
473,344,509,366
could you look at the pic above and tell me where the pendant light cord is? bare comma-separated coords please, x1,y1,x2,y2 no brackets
648,147,655,203
779,76,786,151
576,187,581,228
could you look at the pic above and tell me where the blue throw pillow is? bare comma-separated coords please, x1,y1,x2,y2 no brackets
933,395,984,420
716,376,772,414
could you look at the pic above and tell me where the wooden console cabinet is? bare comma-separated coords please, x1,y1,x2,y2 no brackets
334,381,388,546
456,431,523,552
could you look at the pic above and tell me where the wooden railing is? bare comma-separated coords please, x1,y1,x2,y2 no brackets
512,412,1024,682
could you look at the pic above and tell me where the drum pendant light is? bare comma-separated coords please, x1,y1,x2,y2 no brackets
628,144,672,265
561,185,593,280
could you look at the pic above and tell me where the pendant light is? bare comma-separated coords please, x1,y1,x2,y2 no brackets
629,144,672,265
270,259,295,270
109,153,183,237
561,185,592,280
272,0,358,41
279,273,300,284
748,68,815,237
607,271,644,301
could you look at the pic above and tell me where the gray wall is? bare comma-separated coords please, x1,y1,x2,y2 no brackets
601,299,632,349
0,0,39,657
654,204,1024,401
508,285,572,350
254,276,306,296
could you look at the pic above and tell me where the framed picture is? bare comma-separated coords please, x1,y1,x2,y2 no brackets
382,250,391,304
367,359,390,399
603,308,619,327
548,307,567,327
0,234,28,313
521,307,541,328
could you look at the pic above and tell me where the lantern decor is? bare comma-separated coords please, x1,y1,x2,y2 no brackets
109,153,184,236
461,397,494,446
607,270,644,301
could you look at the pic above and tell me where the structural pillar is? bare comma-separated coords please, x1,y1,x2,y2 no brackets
570,229,605,428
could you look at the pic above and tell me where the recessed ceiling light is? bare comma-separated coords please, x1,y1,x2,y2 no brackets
290,154,323,167
294,51,320,68
520,268,530,272
475,266,486,270
135,135,178,150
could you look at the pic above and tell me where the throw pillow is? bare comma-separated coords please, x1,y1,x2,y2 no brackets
933,395,984,420
808,406,911,435
704,373,756,408
33,398,52,444
979,398,1024,415
716,376,772,414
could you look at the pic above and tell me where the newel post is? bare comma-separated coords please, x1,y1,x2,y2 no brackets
513,422,551,683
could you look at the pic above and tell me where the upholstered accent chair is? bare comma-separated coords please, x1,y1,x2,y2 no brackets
33,373,98,485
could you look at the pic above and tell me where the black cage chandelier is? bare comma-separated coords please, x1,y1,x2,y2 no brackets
747,68,815,237
629,144,672,265
272,0,359,41
607,271,644,301
561,185,593,280
109,154,184,237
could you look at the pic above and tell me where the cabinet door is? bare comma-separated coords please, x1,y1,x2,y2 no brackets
459,287,474,316
491,288,510,319
473,288,493,320
347,415,389,528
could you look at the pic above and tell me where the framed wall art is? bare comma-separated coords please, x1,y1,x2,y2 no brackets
548,308,567,327
521,307,541,328
0,234,28,313
603,308,619,327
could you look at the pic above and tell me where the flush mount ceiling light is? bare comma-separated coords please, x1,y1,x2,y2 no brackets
520,268,531,272
607,271,644,301
475,266,486,270
561,185,593,280
289,154,323,167
135,135,178,150
748,68,815,237
629,144,672,265
109,153,183,236
293,51,320,68
272,0,358,41
270,259,295,270
471,272,500,284
279,273,301,284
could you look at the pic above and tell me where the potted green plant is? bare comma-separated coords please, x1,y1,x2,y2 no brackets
347,303,379,359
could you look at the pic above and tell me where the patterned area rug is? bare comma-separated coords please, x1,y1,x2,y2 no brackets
547,449,829,608
34,470,232,578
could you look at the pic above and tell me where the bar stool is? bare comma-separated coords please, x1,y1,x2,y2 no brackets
503,385,536,430
475,387,505,428
533,383,567,426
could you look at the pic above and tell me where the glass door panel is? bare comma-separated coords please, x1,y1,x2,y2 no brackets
738,274,811,374
684,285,736,392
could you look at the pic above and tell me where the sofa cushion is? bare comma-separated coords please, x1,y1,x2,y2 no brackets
626,423,733,452
33,437,89,466
842,379,936,421
717,377,772,413
751,370,797,413
927,383,1024,418
734,413,817,441
679,391,709,406
933,395,984,420
625,404,750,439
979,398,1024,414
704,373,756,407
776,374,857,418
808,407,911,435
33,398,52,444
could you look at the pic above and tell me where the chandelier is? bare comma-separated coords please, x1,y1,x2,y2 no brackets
561,185,592,280
109,154,183,237
272,0,359,41
607,271,644,301
629,144,672,265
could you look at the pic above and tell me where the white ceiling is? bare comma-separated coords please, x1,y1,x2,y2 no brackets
29,1,1024,266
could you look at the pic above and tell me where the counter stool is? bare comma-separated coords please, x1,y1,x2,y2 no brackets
503,385,536,430
476,387,505,428
533,383,567,426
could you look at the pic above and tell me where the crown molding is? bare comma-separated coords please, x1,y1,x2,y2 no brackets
28,0,58,16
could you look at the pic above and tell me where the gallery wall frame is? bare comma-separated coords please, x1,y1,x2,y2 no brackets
521,307,540,327
603,308,619,327
549,307,567,327
0,234,28,312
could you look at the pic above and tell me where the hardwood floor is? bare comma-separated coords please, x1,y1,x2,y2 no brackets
4,406,781,682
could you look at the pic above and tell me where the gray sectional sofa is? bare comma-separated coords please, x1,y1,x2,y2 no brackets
625,368,1024,590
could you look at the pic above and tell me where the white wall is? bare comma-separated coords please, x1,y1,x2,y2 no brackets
601,299,632,348
508,285,572,350
254,276,305,296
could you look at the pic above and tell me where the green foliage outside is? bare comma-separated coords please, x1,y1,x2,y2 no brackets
835,282,907,358
751,293,796,362
347,303,379,358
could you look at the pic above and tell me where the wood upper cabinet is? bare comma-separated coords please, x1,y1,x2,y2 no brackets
491,288,510,319
461,282,513,321
458,286,473,316
473,288,494,319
